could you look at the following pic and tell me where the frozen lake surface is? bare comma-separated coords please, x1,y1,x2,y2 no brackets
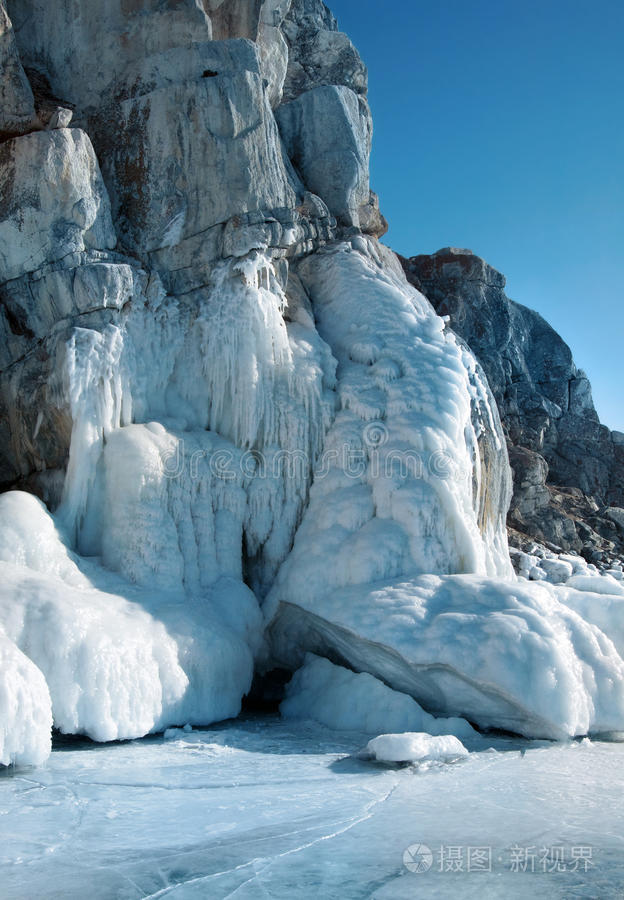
1,716,623,899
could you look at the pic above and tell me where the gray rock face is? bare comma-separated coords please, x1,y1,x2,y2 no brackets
8,0,374,284
358,190,388,239
92,42,301,259
0,0,38,138
0,256,144,497
273,0,373,228
9,0,378,262
276,84,371,226
0,0,359,495
208,1,292,106
0,129,116,283
280,0,367,103
401,247,624,558
8,0,214,112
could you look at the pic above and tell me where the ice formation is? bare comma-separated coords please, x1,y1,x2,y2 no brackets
269,573,624,739
281,653,476,738
0,629,52,767
1,0,623,768
359,732,468,764
267,240,513,625
3,238,624,760
62,252,336,596
0,491,260,744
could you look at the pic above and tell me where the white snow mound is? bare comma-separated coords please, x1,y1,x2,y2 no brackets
0,629,52,767
0,491,261,742
361,732,468,764
566,574,624,596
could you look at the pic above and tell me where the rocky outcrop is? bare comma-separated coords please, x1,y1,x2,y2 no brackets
280,0,367,103
401,247,624,562
276,83,371,226
0,129,115,280
0,0,388,499
4,0,624,756
0,124,153,498
0,0,38,138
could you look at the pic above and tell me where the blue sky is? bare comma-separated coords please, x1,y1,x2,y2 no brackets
329,0,624,432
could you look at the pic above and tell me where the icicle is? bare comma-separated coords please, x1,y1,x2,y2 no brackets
57,325,130,547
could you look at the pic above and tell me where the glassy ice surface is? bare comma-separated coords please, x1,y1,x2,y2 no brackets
1,717,623,899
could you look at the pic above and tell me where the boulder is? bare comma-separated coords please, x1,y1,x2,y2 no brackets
276,84,371,226
268,574,624,740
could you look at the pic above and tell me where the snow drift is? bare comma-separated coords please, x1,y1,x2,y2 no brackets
359,732,468,765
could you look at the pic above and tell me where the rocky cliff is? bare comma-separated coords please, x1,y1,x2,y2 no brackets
401,248,624,564
2,1,624,766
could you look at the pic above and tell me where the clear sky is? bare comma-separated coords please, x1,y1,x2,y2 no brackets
328,0,624,432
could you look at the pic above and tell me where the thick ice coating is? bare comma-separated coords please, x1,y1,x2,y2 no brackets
266,241,513,630
281,653,476,738
269,573,624,739
0,492,262,745
2,0,623,774
0,629,52,767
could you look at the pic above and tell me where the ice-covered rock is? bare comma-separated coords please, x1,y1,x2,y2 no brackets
54,250,335,594
359,732,468,765
2,0,622,765
266,239,512,615
401,247,624,558
0,629,51,767
0,253,157,496
281,654,477,738
538,557,574,584
566,573,624,597
0,121,142,495
269,573,624,739
559,586,624,660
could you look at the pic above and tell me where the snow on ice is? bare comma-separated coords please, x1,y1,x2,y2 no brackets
359,731,469,765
